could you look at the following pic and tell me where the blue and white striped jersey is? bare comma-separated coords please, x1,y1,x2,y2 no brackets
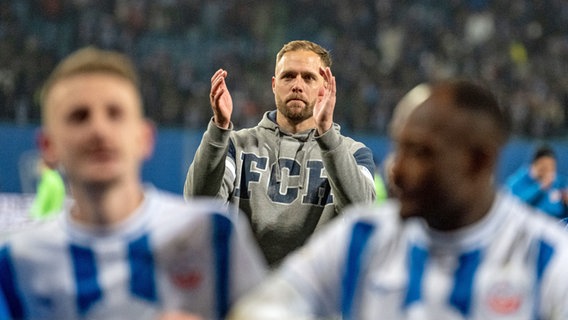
230,191,568,319
0,188,266,320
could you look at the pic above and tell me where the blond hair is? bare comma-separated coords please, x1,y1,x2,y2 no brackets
275,40,332,69
40,47,140,120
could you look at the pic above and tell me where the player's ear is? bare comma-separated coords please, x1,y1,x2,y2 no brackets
272,76,276,93
140,119,156,160
37,130,58,168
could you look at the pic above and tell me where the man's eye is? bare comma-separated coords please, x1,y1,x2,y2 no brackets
410,147,431,158
398,143,431,159
107,104,123,120
68,108,88,123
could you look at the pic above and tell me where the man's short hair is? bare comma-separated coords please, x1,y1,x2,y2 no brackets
276,40,332,68
40,47,140,119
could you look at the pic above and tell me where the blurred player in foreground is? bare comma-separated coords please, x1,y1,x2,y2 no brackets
0,47,266,319
228,80,568,319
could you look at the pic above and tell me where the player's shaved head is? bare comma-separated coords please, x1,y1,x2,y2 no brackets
389,79,510,230
392,79,510,151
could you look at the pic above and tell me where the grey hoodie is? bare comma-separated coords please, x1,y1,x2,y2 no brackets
185,110,375,266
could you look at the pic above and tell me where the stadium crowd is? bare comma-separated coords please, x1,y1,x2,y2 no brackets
0,0,567,137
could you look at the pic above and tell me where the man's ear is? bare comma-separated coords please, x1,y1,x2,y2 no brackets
141,119,156,160
271,76,276,93
37,130,58,168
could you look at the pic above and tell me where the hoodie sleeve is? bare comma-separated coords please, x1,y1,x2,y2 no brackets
184,118,235,200
316,128,376,212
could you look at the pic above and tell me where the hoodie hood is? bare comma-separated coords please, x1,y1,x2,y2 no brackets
258,110,342,138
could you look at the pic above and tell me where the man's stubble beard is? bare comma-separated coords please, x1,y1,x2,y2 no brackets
275,98,315,123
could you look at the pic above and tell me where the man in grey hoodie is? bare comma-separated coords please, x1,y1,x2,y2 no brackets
184,40,376,267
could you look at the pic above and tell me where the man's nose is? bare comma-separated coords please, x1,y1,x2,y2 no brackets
89,112,112,135
291,76,303,92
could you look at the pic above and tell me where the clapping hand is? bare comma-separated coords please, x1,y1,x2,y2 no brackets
210,69,233,129
313,66,336,135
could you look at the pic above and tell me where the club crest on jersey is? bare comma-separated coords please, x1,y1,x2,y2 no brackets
485,281,524,315
161,234,206,290
170,267,203,289
165,249,204,289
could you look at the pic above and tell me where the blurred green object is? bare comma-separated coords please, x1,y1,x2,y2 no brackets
30,167,65,219
374,173,387,204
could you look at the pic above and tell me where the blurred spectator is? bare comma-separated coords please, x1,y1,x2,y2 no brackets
29,158,65,220
505,144,568,219
0,0,566,138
